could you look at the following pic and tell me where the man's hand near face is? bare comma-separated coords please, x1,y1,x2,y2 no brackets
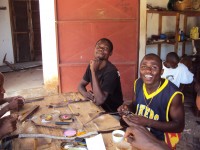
90,59,102,73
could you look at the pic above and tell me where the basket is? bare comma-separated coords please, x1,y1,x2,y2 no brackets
174,0,192,11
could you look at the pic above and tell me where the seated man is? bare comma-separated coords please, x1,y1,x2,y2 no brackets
0,72,24,118
118,53,185,149
78,38,123,112
161,52,194,88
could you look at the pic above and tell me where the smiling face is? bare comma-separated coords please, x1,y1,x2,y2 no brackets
94,39,112,60
140,54,163,86
0,73,5,99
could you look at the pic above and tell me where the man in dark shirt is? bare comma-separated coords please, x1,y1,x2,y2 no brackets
78,38,123,112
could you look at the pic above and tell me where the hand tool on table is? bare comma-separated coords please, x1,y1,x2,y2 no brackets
47,100,89,108
19,105,40,122
24,97,44,103
55,122,71,125
83,111,119,126
83,110,134,126
1,131,98,142
31,120,68,130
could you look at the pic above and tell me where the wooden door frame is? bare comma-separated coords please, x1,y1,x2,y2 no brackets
8,0,36,62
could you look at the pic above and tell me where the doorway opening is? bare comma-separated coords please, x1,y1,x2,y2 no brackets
9,0,42,62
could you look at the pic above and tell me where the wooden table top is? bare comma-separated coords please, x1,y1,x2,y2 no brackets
12,93,125,150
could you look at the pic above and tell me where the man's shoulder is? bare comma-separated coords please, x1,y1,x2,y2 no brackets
106,61,118,71
178,63,188,69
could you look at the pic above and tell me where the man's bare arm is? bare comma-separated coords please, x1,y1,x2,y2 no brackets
91,69,108,105
78,79,94,101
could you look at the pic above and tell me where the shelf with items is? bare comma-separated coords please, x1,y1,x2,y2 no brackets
146,10,200,57
146,41,176,45
146,10,180,56
181,11,200,54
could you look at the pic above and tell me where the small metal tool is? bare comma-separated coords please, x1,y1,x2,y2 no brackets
55,122,70,125
24,97,44,103
83,111,120,126
47,100,89,108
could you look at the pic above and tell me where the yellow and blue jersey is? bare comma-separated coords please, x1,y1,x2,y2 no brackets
134,78,184,149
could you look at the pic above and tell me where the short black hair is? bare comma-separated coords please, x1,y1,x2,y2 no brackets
166,52,180,62
142,53,162,69
96,38,113,52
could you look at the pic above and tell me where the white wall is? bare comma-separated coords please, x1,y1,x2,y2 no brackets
0,0,14,66
39,0,58,91
139,0,147,73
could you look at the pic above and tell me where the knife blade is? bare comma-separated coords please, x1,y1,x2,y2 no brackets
47,100,90,108
83,111,120,126
24,97,44,103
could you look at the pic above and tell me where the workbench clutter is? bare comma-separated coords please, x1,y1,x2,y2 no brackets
60,138,87,150
147,33,176,44
7,94,124,150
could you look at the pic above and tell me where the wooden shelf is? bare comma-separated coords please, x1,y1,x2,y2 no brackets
146,41,176,45
146,10,200,56
147,10,200,16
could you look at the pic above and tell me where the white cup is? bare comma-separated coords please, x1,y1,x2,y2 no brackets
112,130,125,143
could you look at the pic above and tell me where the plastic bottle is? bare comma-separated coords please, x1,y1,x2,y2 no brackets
190,27,199,39
180,31,185,41
178,29,181,42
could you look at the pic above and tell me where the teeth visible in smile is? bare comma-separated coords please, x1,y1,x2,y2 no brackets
145,75,152,78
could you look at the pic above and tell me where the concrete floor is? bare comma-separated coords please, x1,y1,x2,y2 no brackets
3,66,44,98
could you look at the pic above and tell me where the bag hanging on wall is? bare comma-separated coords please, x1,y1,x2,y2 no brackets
190,27,199,39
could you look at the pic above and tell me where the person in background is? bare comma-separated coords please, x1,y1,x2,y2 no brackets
118,53,185,149
78,38,123,112
0,72,24,140
0,72,24,118
161,52,194,88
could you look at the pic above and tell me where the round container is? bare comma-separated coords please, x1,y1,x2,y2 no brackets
40,114,53,121
59,114,72,121
112,130,125,143
63,129,77,137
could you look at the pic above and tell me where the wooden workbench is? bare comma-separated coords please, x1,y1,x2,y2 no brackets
11,93,125,150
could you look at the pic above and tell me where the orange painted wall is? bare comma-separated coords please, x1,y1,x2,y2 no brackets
56,0,139,100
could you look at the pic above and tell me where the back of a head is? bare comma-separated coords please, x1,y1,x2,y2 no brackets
96,38,113,52
165,52,179,68
166,52,180,63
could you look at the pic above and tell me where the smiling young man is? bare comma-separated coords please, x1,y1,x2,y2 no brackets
118,53,185,149
78,38,123,112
